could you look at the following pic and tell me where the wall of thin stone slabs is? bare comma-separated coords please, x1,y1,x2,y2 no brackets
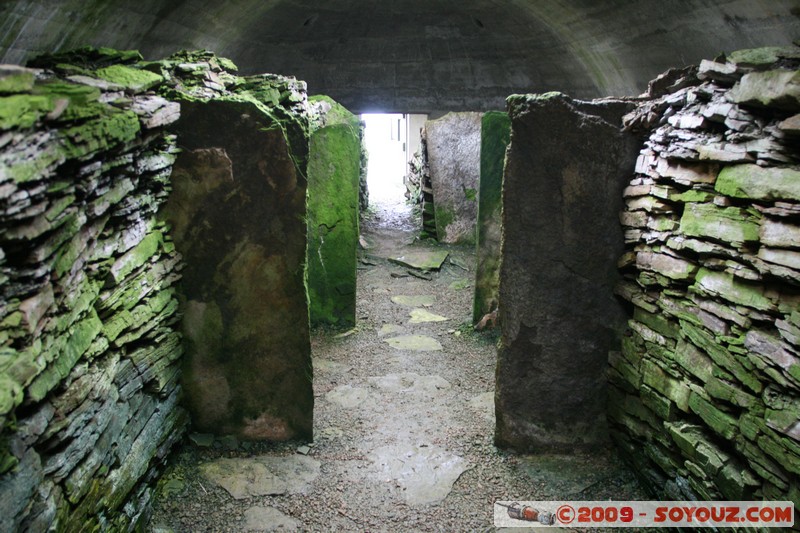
473,111,510,324
610,46,800,508
0,47,316,529
159,53,314,441
0,51,186,531
306,96,361,327
425,112,483,244
495,93,639,451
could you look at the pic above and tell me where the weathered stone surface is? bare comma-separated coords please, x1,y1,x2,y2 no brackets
0,47,188,531
243,506,300,532
391,295,434,307
307,98,360,327
425,112,483,244
474,111,511,323
496,92,638,451
408,308,448,324
389,250,449,271
729,70,800,111
612,48,800,512
199,455,320,499
369,444,468,506
325,385,369,409
716,164,800,202
162,96,313,441
383,335,443,352
679,203,760,246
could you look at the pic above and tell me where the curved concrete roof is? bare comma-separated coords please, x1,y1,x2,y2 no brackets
1,0,798,112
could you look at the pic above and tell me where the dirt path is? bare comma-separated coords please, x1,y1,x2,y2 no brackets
149,201,651,532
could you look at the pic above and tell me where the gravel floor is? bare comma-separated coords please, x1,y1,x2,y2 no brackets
148,203,654,532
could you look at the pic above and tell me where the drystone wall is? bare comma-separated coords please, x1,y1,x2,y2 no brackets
425,112,483,244
495,93,639,452
307,95,361,327
0,46,316,529
610,46,800,508
0,49,186,531
473,111,510,324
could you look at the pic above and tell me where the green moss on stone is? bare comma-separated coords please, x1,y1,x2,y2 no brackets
0,68,35,94
0,94,55,130
716,164,800,202
689,393,738,440
94,64,164,93
307,121,360,326
679,202,760,245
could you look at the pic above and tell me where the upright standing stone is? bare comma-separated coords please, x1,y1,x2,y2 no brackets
473,111,511,323
495,93,638,451
425,112,483,244
307,96,361,327
162,97,313,441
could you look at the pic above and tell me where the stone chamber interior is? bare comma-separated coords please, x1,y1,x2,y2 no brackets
1,1,800,531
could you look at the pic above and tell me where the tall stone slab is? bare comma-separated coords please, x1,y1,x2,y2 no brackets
495,93,638,451
307,96,361,327
473,111,511,323
162,97,313,441
426,112,483,244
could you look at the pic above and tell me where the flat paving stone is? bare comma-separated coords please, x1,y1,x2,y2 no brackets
408,308,449,323
199,455,320,499
384,335,443,351
243,506,301,532
325,385,370,408
377,324,405,336
391,294,435,307
389,250,449,271
369,372,451,394
370,444,468,506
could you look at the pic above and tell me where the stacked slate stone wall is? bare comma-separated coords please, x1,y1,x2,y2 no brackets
610,46,800,509
0,46,316,529
0,50,186,531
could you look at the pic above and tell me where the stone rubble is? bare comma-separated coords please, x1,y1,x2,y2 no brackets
611,45,800,508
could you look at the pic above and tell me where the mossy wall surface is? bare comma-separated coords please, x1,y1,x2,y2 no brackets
0,46,317,530
611,47,800,510
0,49,186,531
473,111,510,323
306,99,361,327
163,94,313,441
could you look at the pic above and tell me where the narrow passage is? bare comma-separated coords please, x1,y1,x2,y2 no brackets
150,203,650,532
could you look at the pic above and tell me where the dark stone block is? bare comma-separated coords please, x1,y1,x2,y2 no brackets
495,92,638,452
162,97,313,440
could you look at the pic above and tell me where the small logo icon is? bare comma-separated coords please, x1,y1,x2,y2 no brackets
496,502,556,525
556,504,576,524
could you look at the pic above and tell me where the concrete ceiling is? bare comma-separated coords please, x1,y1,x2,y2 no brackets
1,0,799,112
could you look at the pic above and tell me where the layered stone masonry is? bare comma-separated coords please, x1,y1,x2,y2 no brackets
611,46,800,508
0,49,186,530
0,47,317,529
